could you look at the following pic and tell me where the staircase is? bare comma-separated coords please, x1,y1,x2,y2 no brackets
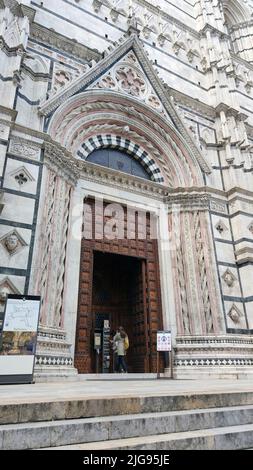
1,388,253,449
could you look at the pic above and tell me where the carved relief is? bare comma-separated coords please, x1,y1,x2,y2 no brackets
91,51,165,115
37,171,71,328
115,66,146,97
228,305,243,324
194,212,214,334
97,74,116,89
174,215,191,334
9,166,35,187
9,139,40,160
222,269,236,287
0,277,20,311
0,229,27,256
248,222,253,235
215,220,228,235
210,200,227,214
51,64,80,96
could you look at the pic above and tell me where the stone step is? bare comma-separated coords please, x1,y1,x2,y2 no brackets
1,405,253,450
1,390,253,425
42,423,253,450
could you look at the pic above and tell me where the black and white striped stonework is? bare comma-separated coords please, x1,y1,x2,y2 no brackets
77,135,164,183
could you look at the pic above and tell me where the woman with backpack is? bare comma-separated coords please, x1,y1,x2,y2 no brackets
113,326,129,373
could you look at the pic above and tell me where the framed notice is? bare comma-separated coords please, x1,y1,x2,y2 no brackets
0,295,41,385
157,330,172,352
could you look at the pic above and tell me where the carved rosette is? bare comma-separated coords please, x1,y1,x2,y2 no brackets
90,51,166,115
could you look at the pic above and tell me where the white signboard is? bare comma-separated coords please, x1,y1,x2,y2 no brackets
157,330,172,352
0,295,41,384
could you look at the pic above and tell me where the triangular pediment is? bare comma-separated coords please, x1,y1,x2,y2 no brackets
86,49,172,123
40,32,211,174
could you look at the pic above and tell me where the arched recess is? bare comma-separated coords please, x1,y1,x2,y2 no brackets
78,135,164,183
222,0,251,27
48,90,210,188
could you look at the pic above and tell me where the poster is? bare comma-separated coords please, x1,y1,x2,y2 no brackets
0,295,41,384
157,330,172,352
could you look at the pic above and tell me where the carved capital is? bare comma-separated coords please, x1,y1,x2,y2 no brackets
167,192,210,212
43,141,80,186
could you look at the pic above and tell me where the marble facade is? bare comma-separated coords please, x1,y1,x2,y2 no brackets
0,0,253,379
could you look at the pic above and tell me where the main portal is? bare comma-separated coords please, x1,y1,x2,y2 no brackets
74,198,164,373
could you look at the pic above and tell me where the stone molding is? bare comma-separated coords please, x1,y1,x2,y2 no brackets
176,334,253,346
174,334,253,369
30,23,101,63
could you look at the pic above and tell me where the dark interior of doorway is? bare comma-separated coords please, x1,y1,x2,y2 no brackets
91,251,146,373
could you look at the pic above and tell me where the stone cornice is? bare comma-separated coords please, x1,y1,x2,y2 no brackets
79,160,169,200
231,52,253,73
200,24,229,40
30,23,101,63
20,4,36,23
0,105,18,121
135,0,199,38
230,19,253,33
171,90,215,121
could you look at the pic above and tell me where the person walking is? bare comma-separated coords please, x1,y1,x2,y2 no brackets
113,326,128,373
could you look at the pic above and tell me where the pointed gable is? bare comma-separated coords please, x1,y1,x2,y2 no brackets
40,32,211,176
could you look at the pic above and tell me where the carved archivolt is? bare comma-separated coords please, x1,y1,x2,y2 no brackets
48,90,205,187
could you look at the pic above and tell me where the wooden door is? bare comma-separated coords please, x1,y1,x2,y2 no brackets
74,198,163,373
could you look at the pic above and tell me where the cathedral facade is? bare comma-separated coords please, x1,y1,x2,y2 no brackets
1,0,253,379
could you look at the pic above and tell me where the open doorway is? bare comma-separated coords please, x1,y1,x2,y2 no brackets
91,251,145,373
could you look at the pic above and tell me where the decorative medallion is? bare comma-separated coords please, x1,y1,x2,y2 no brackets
227,305,243,324
0,277,20,302
248,222,253,235
222,269,236,288
0,229,28,256
215,220,228,235
9,166,35,187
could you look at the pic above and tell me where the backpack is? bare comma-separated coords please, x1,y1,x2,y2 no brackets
124,336,129,351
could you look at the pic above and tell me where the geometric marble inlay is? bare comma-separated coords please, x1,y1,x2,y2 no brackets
0,229,28,256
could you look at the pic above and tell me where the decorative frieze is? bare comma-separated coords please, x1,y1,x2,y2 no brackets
9,137,41,160
167,193,210,212
30,24,100,63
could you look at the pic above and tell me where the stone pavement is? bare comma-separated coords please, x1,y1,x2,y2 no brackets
0,376,253,405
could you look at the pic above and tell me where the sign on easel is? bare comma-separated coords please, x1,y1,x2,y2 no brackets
0,295,41,385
